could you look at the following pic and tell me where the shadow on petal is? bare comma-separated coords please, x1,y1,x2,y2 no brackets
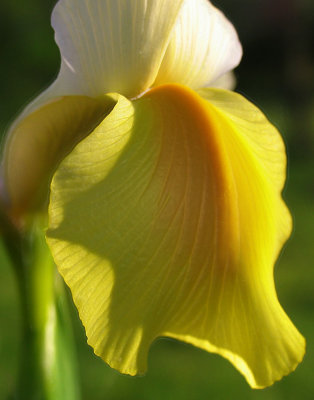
47,84,304,389
3,96,115,217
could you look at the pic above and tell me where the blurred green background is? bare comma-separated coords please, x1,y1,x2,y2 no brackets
0,0,313,399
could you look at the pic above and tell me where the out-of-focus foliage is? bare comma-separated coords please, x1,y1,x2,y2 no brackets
0,0,313,399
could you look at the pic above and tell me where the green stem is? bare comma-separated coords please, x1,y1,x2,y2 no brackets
16,225,56,399
2,212,80,400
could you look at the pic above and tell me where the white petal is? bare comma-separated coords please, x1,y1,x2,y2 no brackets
153,0,242,89
6,0,186,148
50,0,184,98
210,71,237,90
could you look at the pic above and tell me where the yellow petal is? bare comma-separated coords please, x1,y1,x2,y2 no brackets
3,96,115,216
47,84,304,388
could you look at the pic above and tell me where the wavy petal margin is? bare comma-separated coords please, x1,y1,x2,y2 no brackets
46,84,304,388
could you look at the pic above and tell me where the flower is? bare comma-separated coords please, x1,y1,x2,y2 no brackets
2,0,305,389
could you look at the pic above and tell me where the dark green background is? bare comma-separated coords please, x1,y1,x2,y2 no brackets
0,0,313,399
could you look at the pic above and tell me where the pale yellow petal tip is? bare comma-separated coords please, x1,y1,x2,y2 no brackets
251,336,306,389
86,326,149,377
239,336,306,389
163,330,305,389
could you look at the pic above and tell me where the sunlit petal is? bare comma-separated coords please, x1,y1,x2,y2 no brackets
46,84,304,388
4,0,240,197
50,0,184,98
3,96,115,216
153,0,242,89
209,71,237,90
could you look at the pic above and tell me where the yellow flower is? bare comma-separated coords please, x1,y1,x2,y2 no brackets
3,0,305,388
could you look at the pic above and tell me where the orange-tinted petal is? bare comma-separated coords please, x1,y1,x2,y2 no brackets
47,84,304,388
